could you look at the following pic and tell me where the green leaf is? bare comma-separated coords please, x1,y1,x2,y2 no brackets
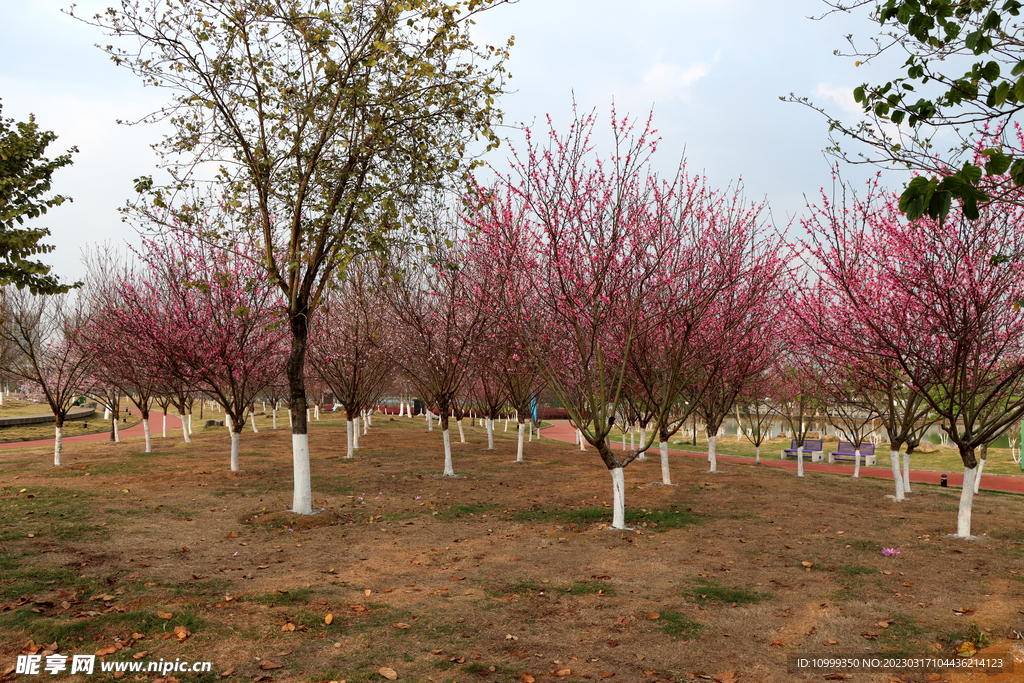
854,85,866,103
983,149,1012,175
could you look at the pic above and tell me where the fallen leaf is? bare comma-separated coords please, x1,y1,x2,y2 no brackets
393,623,411,629
430,649,443,655
449,656,465,664
599,673,615,679
132,652,148,660
113,672,125,679
801,561,813,569
218,667,234,678
173,626,190,641
554,669,571,677
646,612,660,620
713,674,735,683
259,661,282,670
521,676,535,683
157,611,173,620
925,675,942,682
281,623,296,632
606,640,619,647
956,641,977,657
364,589,372,597
826,639,838,645
769,640,784,648
378,667,397,681
95,646,117,656
615,616,632,624
325,614,333,625
635,654,644,661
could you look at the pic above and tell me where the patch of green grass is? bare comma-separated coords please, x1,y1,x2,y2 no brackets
0,607,206,645
0,487,105,543
680,578,766,605
310,475,355,496
242,588,314,605
432,503,501,523
878,614,927,656
657,611,705,640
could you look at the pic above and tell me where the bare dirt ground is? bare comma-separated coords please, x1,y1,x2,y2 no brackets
1,416,1023,683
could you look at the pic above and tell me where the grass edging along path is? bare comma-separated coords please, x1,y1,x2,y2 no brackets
0,415,1022,682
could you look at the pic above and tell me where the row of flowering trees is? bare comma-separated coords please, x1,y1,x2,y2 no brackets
3,110,1022,540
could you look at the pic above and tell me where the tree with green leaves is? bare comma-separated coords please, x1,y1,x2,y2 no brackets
0,100,78,294
78,0,512,514
790,0,1024,222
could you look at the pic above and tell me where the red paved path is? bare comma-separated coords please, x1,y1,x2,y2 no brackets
540,420,1024,495
0,411,185,451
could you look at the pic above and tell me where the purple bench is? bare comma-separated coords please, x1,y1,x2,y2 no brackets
781,439,823,463
828,441,876,466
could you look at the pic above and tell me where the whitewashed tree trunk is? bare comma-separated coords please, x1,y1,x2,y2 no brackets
610,467,626,529
517,422,525,462
272,409,277,430
528,421,533,442
736,405,743,442
458,418,466,443
353,416,361,449
504,416,508,432
346,420,354,458
659,440,671,485
853,448,861,478
903,452,912,493
638,425,646,461
957,466,978,538
306,408,310,423
54,426,63,467
291,434,312,514
367,410,372,427
262,401,266,412
162,412,167,438
974,457,985,494
481,417,491,449
314,404,320,421
621,430,626,451
708,434,717,472
443,429,455,476
188,413,193,435
755,444,761,463
428,411,434,431
143,418,152,453
796,445,804,477
113,419,120,443
288,409,293,427
180,413,191,443
103,407,110,420
630,427,635,451
579,429,586,451
888,449,905,501
230,431,241,472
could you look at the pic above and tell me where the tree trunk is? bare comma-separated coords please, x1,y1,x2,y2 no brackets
272,409,277,430
755,443,760,463
346,418,355,458
796,445,804,477
179,413,191,443
579,429,586,451
486,417,494,450
504,415,508,431
113,419,120,443
517,421,525,462
287,315,312,515
660,440,671,485
853,448,861,478
708,434,717,473
162,411,167,438
458,418,466,443
610,466,626,529
353,416,361,449
288,409,293,427
54,424,63,467
251,412,259,433
903,452,912,493
143,415,152,453
957,466,978,538
637,425,646,461
974,449,986,494
230,429,241,472
427,410,433,431
888,449,905,501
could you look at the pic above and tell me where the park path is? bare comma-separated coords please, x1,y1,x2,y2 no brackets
540,420,1024,495
0,411,185,451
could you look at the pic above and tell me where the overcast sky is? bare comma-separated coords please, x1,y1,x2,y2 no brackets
0,0,904,283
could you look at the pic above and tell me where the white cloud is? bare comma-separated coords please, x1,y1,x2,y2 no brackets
814,83,862,117
641,62,712,99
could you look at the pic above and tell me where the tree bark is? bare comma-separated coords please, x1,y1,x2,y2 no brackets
54,424,63,467
287,317,312,515
346,418,355,458
957,465,978,538
610,466,626,529
707,434,717,473
516,421,525,462
659,440,671,485
903,452,912,493
486,417,494,450
888,449,905,501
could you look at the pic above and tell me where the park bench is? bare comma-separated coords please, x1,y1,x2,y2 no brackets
828,441,876,466
781,439,824,463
